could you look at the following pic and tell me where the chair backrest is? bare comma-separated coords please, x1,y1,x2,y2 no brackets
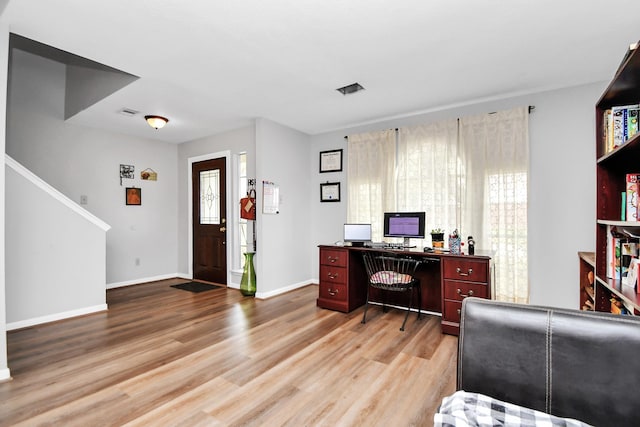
458,297,640,426
362,252,420,285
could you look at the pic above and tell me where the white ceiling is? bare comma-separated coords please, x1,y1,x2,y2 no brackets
2,0,640,144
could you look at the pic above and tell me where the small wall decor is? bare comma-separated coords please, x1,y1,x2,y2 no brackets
120,164,135,185
319,149,343,173
262,180,280,214
320,182,341,202
126,187,142,205
140,168,158,181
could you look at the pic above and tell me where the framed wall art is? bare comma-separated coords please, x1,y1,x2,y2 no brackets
126,187,141,205
320,182,341,202
319,149,343,173
120,164,135,185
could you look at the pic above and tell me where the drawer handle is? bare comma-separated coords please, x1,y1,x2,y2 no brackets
327,272,339,280
327,256,338,263
456,288,474,298
456,267,473,277
328,288,339,296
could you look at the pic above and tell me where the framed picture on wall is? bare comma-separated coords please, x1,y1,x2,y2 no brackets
319,149,343,173
126,187,141,205
320,182,341,202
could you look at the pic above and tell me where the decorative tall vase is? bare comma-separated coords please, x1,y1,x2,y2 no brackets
240,252,256,296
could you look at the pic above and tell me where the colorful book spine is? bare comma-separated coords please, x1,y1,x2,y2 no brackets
603,109,613,153
628,108,639,139
613,107,625,148
626,173,640,221
606,231,639,280
607,231,620,279
611,105,640,149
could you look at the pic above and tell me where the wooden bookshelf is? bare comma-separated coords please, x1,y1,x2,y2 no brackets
592,41,640,316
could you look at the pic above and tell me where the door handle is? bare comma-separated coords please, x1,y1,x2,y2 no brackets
220,226,226,232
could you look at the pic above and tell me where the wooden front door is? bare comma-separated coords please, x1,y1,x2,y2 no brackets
192,158,227,284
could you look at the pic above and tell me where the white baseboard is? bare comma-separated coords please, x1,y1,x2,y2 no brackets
0,368,11,382
107,273,189,289
6,304,108,331
255,279,315,299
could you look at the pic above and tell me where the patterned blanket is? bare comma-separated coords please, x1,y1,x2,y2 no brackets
434,391,593,427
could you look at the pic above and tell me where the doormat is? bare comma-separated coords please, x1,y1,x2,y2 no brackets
170,282,221,293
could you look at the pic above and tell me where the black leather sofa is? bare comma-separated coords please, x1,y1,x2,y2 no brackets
452,297,640,426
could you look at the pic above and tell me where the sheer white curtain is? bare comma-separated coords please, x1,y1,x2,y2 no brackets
459,107,529,303
347,129,396,241
397,120,459,237
347,106,529,303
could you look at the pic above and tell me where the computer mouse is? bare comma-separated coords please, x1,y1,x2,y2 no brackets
423,247,433,252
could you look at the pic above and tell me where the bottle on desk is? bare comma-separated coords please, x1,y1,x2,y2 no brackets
467,236,475,255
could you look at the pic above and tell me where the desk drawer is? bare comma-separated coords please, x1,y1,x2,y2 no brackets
318,282,347,302
320,249,348,267
443,300,463,324
443,280,488,301
319,265,347,285
442,258,488,282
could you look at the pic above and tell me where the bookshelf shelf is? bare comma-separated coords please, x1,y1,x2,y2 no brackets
597,133,640,165
595,275,640,311
591,40,640,316
596,219,640,227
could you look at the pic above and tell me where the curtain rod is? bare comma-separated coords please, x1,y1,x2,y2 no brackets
344,128,397,139
344,106,535,139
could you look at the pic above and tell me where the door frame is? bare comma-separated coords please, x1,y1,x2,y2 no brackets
187,151,232,284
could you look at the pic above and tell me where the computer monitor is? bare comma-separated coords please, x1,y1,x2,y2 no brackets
344,223,372,247
383,212,425,248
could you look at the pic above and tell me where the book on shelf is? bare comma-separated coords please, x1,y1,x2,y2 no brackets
629,108,639,139
622,257,639,290
603,109,613,153
603,104,640,153
606,226,639,280
625,173,640,221
610,296,629,315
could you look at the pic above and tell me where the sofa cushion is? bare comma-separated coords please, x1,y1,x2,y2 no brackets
434,390,591,426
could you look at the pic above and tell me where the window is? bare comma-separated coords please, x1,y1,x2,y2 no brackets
199,169,220,225
347,107,529,302
237,153,248,268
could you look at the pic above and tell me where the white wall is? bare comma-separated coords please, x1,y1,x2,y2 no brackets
0,20,10,381
5,164,108,326
310,83,603,309
6,49,179,287
255,118,313,297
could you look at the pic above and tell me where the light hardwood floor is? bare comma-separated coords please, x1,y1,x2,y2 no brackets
0,279,457,426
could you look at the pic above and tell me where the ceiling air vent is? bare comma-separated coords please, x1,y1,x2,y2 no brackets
119,108,139,117
336,82,365,95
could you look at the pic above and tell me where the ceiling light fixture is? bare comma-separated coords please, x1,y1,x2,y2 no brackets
144,115,169,129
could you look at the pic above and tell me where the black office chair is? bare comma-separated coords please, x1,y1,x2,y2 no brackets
361,251,421,331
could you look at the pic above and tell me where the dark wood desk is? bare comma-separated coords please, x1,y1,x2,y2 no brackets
317,245,493,335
